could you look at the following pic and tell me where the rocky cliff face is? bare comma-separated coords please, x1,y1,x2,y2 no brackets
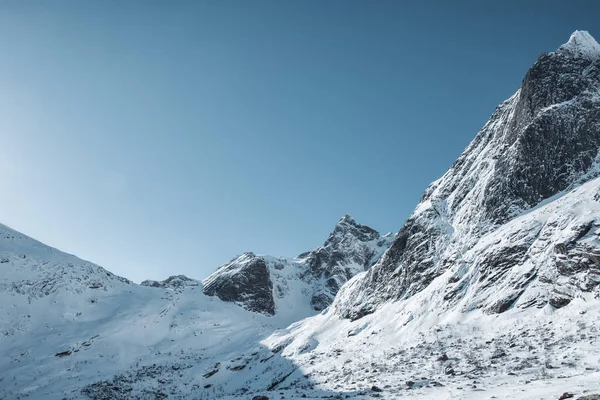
201,215,392,315
202,252,276,314
335,30,600,320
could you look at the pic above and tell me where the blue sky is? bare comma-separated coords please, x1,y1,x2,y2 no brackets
0,0,598,282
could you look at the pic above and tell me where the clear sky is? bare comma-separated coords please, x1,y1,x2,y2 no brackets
0,0,598,283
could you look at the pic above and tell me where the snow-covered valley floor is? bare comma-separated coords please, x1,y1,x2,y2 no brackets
4,263,599,400
1,203,600,400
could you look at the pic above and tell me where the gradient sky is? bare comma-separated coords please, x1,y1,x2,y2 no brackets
1,0,598,283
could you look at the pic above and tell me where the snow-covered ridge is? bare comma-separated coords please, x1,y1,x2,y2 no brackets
334,29,600,320
250,178,600,399
0,223,131,302
558,30,600,59
200,215,393,316
2,30,600,400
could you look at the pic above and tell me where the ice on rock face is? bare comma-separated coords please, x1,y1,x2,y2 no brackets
558,30,600,59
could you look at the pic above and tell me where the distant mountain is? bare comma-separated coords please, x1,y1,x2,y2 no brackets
201,215,393,315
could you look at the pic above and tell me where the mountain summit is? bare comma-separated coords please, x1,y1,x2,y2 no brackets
332,30,600,320
558,30,600,59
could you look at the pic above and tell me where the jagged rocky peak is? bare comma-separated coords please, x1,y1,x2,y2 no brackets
330,214,380,241
299,214,393,311
430,29,600,229
334,31,600,320
201,216,392,315
202,252,275,315
300,214,390,272
518,30,600,123
557,30,600,59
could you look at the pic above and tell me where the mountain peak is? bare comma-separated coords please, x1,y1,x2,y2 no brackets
337,214,357,226
558,30,600,59
329,214,379,243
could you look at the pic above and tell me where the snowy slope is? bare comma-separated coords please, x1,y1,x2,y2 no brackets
0,216,390,399
0,222,292,399
203,176,600,400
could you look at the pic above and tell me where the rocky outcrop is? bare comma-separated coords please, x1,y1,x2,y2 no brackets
298,215,393,310
202,252,275,315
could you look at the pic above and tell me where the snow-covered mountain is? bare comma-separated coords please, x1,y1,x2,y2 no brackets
250,30,600,398
2,30,600,400
0,215,389,399
335,29,600,320
201,215,392,315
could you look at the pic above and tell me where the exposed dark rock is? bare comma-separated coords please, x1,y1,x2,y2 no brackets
487,290,525,314
141,275,199,290
202,362,220,378
266,368,296,391
310,293,332,312
555,243,568,254
203,253,275,315
491,349,507,359
81,363,191,400
549,292,573,308
230,363,246,371
55,350,72,358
